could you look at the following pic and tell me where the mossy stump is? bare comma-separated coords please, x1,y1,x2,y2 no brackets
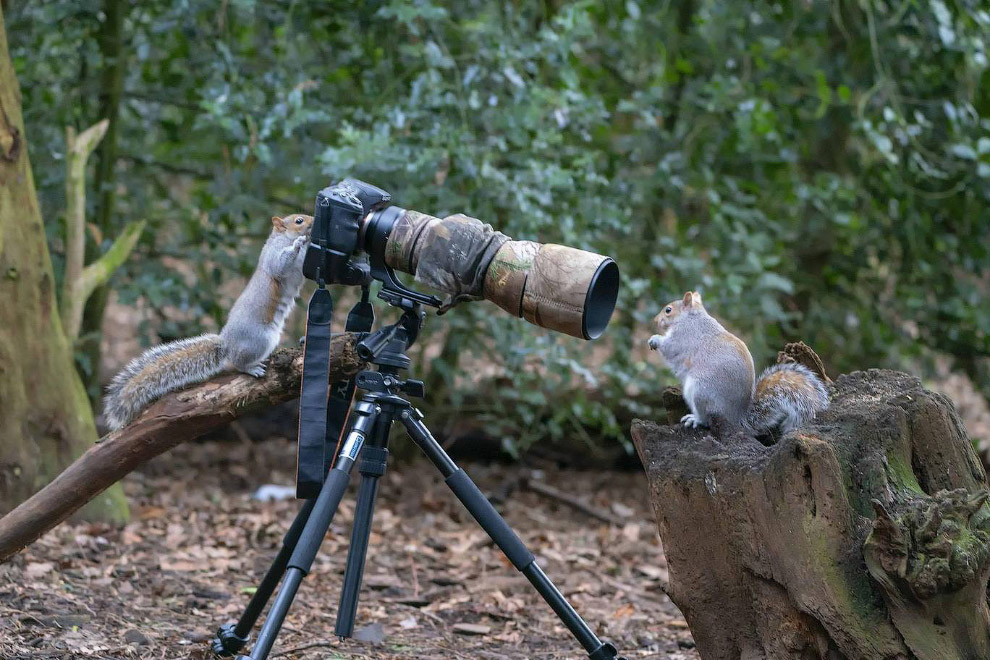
631,368,990,660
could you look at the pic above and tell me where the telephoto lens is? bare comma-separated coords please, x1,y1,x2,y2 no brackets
370,209,619,340
484,239,619,340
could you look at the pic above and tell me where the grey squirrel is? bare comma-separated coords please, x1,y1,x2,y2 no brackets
648,291,828,435
104,214,315,430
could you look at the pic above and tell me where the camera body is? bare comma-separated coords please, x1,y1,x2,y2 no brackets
303,179,444,309
302,179,391,286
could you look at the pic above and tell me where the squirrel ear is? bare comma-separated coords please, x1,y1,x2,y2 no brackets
272,216,285,232
692,291,703,306
682,291,693,306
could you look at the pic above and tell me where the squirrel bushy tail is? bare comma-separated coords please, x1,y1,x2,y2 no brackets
746,362,828,435
104,334,226,430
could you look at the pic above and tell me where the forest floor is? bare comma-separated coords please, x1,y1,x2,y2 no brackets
0,435,697,660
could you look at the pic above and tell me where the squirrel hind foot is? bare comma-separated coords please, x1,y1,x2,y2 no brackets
681,413,707,428
243,363,267,378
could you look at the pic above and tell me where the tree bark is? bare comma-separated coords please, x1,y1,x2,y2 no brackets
0,8,128,523
631,365,990,660
0,338,364,563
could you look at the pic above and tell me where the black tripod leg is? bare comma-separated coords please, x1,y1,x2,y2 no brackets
239,401,379,660
335,440,390,637
398,409,625,660
212,498,316,657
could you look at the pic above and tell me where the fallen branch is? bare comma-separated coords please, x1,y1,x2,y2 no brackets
0,335,364,563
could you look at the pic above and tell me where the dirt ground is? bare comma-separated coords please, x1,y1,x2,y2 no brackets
0,436,697,660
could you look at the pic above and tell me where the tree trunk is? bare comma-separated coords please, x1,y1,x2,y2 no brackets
0,8,128,522
631,367,990,660
79,0,129,404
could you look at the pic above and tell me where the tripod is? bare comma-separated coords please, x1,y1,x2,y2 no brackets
212,303,626,660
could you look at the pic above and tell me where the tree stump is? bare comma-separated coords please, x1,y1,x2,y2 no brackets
631,368,990,660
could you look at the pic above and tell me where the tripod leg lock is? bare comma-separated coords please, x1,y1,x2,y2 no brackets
589,642,625,660
211,623,249,657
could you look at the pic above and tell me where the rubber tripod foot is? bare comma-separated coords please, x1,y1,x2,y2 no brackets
212,623,249,657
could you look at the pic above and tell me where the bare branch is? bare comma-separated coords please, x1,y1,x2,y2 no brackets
76,219,145,302
60,119,109,343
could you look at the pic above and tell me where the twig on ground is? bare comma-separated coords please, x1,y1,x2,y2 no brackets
521,477,624,526
271,640,370,657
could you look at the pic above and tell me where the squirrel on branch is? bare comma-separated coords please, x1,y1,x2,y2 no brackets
103,214,314,430
648,291,828,435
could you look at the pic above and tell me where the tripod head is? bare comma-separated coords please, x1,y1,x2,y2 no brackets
355,300,425,378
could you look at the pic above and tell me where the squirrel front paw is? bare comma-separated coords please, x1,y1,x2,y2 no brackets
681,413,706,428
291,235,308,252
648,334,662,351
245,363,267,378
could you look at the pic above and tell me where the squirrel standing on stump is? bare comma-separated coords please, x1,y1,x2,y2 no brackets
648,291,828,435
103,214,315,430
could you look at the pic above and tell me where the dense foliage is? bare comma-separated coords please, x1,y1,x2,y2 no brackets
9,0,988,454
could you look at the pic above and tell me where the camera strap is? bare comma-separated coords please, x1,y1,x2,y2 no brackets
295,286,334,499
324,288,374,474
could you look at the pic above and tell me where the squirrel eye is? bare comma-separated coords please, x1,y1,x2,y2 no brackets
665,306,672,314
295,217,304,225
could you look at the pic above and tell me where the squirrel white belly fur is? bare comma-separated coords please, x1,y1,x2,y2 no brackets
103,214,314,430
648,291,828,435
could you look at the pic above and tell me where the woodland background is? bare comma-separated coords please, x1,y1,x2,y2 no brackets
7,0,989,455
1,1,988,658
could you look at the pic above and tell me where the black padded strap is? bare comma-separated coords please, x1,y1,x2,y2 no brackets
296,287,334,499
